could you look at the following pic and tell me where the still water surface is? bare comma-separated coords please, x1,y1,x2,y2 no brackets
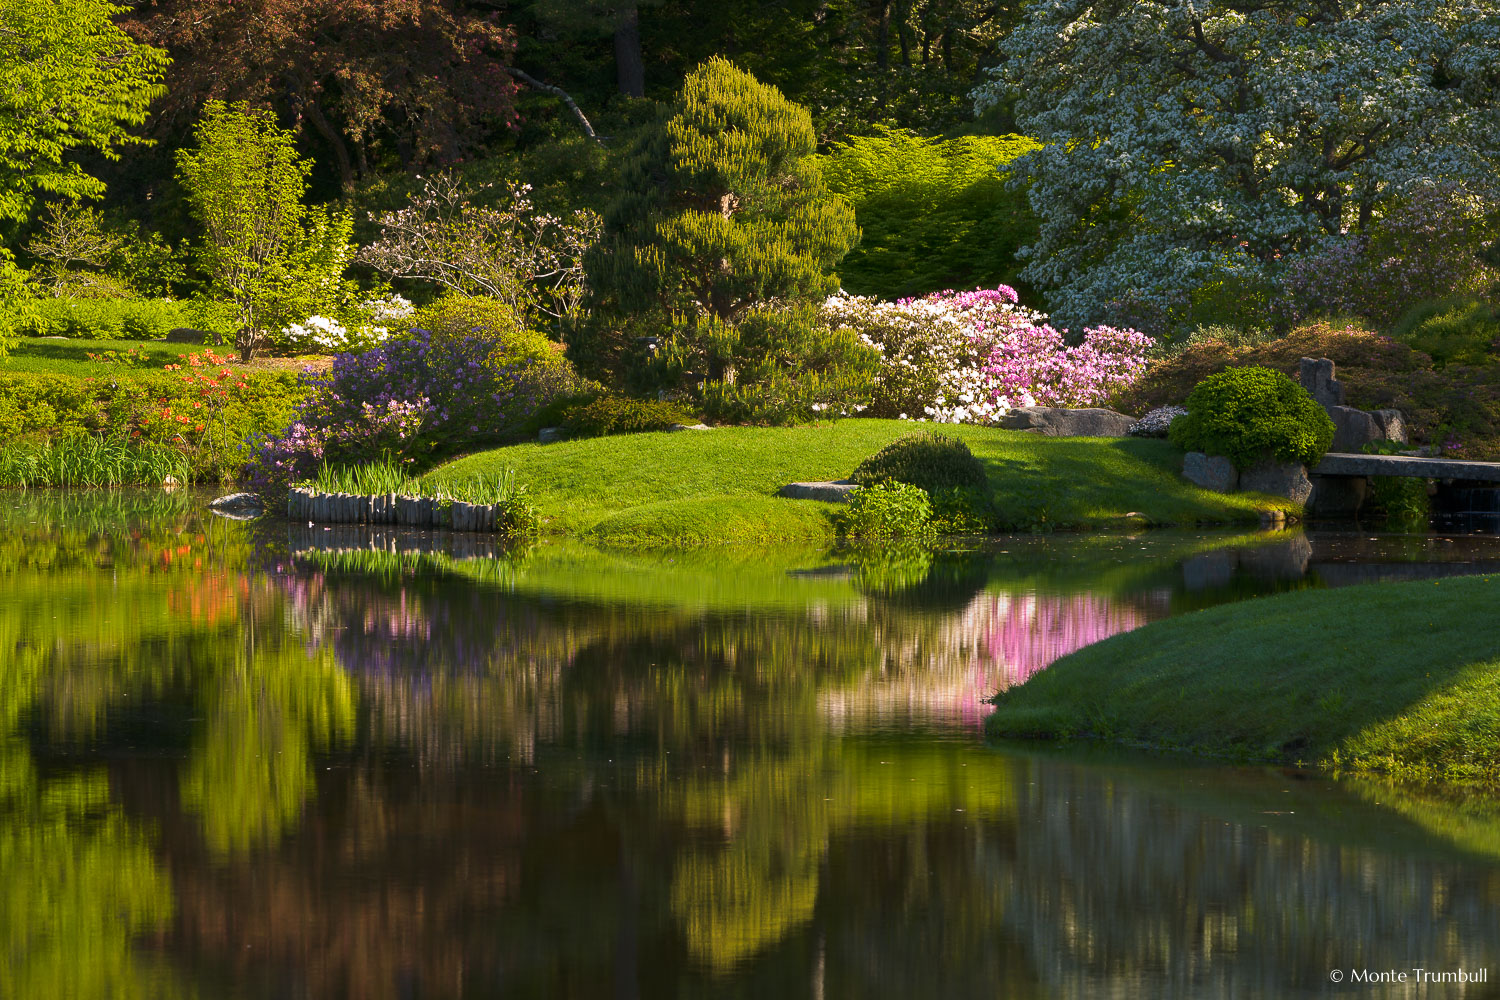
5,491,1500,998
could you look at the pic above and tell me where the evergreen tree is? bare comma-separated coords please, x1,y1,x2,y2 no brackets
594,57,858,383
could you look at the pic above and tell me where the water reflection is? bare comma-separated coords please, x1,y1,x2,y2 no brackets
3,493,1500,996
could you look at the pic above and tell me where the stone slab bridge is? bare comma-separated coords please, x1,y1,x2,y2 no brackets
1314,453,1500,484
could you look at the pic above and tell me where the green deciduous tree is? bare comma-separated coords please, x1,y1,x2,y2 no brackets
595,58,858,384
0,0,169,222
177,101,354,359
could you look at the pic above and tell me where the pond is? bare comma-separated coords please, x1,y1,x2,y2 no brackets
5,491,1500,998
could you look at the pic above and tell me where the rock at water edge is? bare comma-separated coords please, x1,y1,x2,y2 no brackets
1239,459,1313,506
1182,452,1238,493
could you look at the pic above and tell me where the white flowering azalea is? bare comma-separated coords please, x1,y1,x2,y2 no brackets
281,315,394,353
974,1,1500,334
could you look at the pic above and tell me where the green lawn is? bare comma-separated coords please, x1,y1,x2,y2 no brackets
1,337,204,376
423,419,1295,545
986,574,1500,783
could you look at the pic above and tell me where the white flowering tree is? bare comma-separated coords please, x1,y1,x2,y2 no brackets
358,172,602,330
973,1,1500,335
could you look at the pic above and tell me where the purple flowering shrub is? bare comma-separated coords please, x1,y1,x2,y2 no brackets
247,330,577,495
1280,185,1500,329
822,285,1153,423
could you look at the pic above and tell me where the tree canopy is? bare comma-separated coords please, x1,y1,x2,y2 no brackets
0,0,168,223
974,0,1500,334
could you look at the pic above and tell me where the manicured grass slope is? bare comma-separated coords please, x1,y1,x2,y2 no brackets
987,575,1500,782
426,419,1290,543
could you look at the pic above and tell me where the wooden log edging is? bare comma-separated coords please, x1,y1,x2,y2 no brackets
287,486,509,533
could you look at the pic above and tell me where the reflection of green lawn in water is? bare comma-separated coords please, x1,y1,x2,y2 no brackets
989,574,1500,783
424,419,1294,544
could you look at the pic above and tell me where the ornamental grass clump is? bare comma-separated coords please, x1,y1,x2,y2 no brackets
1169,366,1334,470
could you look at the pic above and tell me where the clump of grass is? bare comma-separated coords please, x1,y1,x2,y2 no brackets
0,435,192,488
425,470,523,505
305,456,417,496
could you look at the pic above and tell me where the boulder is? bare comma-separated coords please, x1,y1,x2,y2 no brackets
538,426,567,444
1372,409,1407,444
778,480,859,503
1239,458,1313,506
209,492,263,519
1127,405,1187,438
999,406,1136,437
164,327,212,344
1182,452,1238,493
1299,357,1344,407
1328,405,1383,453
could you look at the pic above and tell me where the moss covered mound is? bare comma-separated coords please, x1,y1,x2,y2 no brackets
986,574,1500,783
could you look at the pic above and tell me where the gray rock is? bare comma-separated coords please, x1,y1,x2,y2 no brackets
669,423,713,431
1372,409,1407,444
538,426,567,444
209,492,263,519
1299,357,1344,407
1308,475,1368,517
164,327,212,344
778,480,860,503
1239,459,1313,506
1182,452,1238,493
1328,405,1383,453
1128,405,1188,438
999,406,1137,437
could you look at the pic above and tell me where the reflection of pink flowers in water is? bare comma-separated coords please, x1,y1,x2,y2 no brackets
825,590,1148,733
985,593,1143,688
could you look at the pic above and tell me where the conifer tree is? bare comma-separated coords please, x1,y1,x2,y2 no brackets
595,58,858,383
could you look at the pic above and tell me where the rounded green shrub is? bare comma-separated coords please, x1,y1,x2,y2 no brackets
1168,365,1335,469
1389,295,1500,368
850,431,991,495
560,394,695,438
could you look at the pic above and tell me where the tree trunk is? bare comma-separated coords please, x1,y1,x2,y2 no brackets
287,74,356,196
614,1,646,99
874,0,890,73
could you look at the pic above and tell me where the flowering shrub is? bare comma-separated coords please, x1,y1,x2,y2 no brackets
278,295,417,354
821,285,1153,423
247,330,579,495
1279,185,1500,329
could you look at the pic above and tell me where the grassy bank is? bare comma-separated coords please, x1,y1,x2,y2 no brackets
986,574,1500,783
1,337,327,377
424,419,1294,544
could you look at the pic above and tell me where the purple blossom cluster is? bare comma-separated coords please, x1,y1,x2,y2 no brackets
1280,184,1499,328
246,330,576,494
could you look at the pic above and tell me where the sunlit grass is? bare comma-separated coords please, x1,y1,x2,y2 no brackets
987,574,1500,783
426,418,1293,543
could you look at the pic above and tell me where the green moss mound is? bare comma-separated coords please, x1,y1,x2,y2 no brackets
986,574,1500,783
1169,365,1334,469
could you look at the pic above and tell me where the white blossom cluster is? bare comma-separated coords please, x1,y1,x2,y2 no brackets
280,315,395,353
973,1,1500,335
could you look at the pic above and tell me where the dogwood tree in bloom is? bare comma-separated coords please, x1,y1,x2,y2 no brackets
973,1,1500,334
821,285,1152,423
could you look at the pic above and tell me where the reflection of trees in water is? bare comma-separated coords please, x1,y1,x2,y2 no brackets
1001,760,1500,999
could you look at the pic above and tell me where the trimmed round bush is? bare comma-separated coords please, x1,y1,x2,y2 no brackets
1168,365,1335,469
850,431,991,495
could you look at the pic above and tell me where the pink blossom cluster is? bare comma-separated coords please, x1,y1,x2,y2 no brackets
822,284,1153,424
